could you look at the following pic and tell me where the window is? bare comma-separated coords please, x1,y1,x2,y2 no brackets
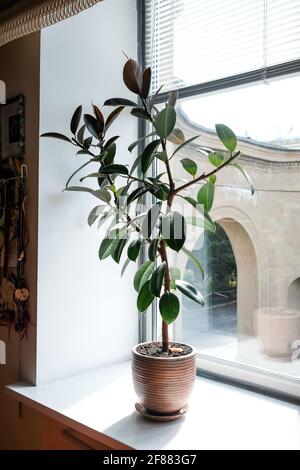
142,0,300,398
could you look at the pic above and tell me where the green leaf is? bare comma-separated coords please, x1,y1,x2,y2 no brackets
180,158,197,177
155,151,167,162
100,164,128,175
159,292,180,324
87,205,106,226
160,212,186,252
137,280,154,312
171,135,199,158
197,182,215,212
84,114,100,139
105,136,120,148
127,186,149,205
105,106,124,131
97,211,112,230
150,262,166,297
167,128,185,145
131,107,152,122
175,280,204,306
123,59,143,95
231,162,255,195
182,247,204,280
127,238,142,261
215,124,237,152
41,132,72,143
133,260,155,292
209,175,216,184
104,98,137,107
181,196,216,233
141,139,161,174
208,152,224,167
128,132,157,152
121,257,131,277
103,143,117,165
111,237,128,264
99,237,114,260
141,202,162,239
77,125,85,143
70,106,82,135
148,237,159,262
93,189,112,203
154,106,176,139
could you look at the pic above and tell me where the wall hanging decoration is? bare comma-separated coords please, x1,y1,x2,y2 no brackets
0,95,29,339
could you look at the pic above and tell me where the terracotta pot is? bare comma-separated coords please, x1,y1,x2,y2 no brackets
132,342,196,416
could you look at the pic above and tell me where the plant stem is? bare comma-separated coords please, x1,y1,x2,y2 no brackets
174,151,240,194
159,239,171,352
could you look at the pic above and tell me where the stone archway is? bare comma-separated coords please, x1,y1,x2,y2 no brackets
216,218,258,337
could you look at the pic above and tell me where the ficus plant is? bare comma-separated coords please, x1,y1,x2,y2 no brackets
42,57,254,353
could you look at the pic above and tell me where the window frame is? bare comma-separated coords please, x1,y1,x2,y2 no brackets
137,0,300,403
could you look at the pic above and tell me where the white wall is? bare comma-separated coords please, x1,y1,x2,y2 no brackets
38,0,138,385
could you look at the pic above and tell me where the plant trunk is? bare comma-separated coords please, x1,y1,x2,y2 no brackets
159,239,171,352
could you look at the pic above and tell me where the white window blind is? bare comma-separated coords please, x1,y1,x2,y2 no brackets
145,0,300,93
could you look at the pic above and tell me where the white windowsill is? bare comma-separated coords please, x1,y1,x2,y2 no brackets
6,361,300,450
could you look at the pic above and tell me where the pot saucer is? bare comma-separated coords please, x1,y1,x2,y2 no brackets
135,402,188,422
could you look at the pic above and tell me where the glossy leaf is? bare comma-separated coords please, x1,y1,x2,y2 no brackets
231,162,255,195
133,260,155,292
105,135,120,148
111,237,128,264
127,186,149,205
92,104,104,133
127,238,142,261
98,237,114,260
175,280,204,306
121,257,131,277
150,262,166,298
104,98,137,107
208,152,224,167
141,202,162,239
87,205,106,226
141,67,151,99
148,237,159,262
180,158,197,177
84,114,100,139
160,212,186,252
159,292,180,324
77,125,85,143
171,135,199,158
105,106,124,131
154,106,176,139
137,280,154,312
70,106,82,135
182,247,204,279
197,182,215,212
131,107,152,122
128,131,157,153
141,139,161,174
123,59,143,95
41,132,72,143
182,196,216,233
215,124,237,152
100,164,128,175
103,143,116,165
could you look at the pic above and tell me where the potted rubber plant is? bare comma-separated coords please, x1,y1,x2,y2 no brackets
42,58,253,421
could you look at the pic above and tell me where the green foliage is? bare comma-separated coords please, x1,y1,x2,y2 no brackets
41,56,253,334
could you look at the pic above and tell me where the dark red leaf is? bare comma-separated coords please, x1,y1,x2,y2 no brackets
123,59,143,95
141,67,152,99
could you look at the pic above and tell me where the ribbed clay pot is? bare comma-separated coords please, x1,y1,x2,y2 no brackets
132,342,196,416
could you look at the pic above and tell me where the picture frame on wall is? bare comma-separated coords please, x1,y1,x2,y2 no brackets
0,95,25,161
